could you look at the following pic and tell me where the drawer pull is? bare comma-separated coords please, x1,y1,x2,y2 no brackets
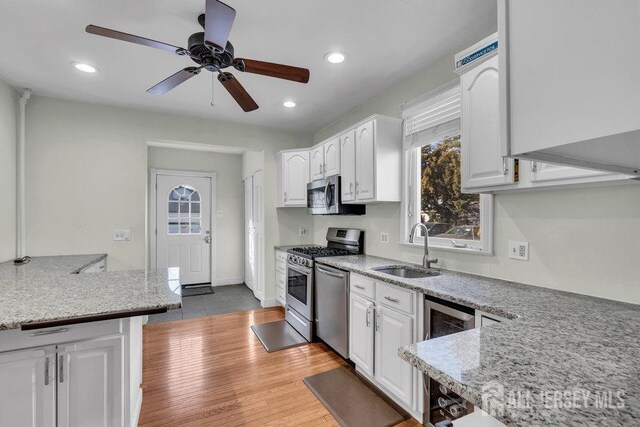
384,296,400,303
353,284,365,290
30,328,69,337
44,357,50,386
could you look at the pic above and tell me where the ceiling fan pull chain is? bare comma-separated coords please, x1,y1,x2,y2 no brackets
211,72,216,107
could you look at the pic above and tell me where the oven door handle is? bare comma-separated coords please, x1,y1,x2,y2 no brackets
287,263,312,276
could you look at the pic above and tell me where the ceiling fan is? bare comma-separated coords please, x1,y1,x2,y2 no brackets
85,0,310,112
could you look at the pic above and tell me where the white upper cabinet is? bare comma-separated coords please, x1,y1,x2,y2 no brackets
499,0,640,176
276,150,309,207
340,130,357,202
323,137,340,177
459,52,514,189
309,137,341,181
340,115,402,204
309,146,324,181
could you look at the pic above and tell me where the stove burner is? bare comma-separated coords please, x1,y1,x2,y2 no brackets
289,247,353,258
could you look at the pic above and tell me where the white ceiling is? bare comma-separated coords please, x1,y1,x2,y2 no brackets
0,0,496,133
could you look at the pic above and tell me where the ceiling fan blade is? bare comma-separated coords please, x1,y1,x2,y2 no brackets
233,58,310,83
147,67,201,95
218,72,259,112
85,25,187,55
204,0,236,53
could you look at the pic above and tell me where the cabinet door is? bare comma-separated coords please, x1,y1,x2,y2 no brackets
355,120,376,201
349,293,374,377
340,131,357,202
323,137,341,177
530,161,610,183
282,151,309,206
309,146,325,181
252,170,264,299
57,335,123,427
461,55,514,189
374,306,414,407
0,347,56,427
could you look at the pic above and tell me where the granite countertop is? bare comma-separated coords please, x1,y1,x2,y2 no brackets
0,255,182,331
316,255,640,426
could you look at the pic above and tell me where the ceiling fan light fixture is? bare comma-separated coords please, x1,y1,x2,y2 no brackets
324,51,346,64
283,101,296,108
74,63,97,73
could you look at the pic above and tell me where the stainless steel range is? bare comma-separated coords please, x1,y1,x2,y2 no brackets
285,228,364,342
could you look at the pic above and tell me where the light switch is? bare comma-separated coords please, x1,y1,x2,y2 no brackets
113,229,131,241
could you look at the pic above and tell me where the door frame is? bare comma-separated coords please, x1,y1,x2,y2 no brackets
149,169,217,286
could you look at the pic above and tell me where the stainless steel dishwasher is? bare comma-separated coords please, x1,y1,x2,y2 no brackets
314,264,349,358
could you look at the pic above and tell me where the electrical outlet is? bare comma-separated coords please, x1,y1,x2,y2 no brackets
508,241,529,261
380,232,389,243
113,229,131,241
299,227,308,237
216,210,224,217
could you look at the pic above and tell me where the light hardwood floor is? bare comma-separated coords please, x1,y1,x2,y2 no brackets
139,307,420,426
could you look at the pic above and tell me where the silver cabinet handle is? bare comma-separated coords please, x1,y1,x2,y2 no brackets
530,161,537,173
353,284,365,289
44,356,50,386
59,355,64,383
375,308,381,331
384,296,400,303
284,191,287,202
366,306,371,327
30,328,69,337
349,182,353,195
502,157,509,175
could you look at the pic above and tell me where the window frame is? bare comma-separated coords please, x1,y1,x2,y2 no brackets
400,86,494,255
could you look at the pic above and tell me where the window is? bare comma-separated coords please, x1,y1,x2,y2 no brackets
402,84,493,253
167,185,201,235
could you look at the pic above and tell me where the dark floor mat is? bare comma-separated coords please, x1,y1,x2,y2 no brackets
250,320,308,352
181,286,215,297
303,367,406,427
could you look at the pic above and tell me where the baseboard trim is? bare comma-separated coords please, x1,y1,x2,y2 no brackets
131,387,143,427
213,277,244,286
261,298,281,308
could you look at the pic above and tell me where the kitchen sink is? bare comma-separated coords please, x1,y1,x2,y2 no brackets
372,266,441,279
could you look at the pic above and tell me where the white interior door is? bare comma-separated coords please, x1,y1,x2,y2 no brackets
252,170,264,300
156,174,212,285
244,176,254,290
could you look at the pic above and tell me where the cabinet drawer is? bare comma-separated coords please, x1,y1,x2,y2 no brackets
275,251,287,262
350,274,375,299
276,271,286,287
276,263,286,275
0,319,124,353
376,282,414,315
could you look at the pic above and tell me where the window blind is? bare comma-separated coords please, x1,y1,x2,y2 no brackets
402,84,461,147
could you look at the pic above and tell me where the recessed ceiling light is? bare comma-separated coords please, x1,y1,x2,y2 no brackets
283,101,296,108
74,63,97,73
324,51,346,64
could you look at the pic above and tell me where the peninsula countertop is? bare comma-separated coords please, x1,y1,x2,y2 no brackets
0,255,182,331
316,254,640,426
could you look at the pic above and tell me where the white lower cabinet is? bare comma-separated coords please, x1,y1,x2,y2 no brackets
0,346,56,427
349,274,420,418
374,306,414,405
0,318,138,427
275,250,287,306
349,293,374,376
58,335,123,427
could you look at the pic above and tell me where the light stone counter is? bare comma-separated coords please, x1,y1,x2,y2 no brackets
0,255,181,330
316,254,640,426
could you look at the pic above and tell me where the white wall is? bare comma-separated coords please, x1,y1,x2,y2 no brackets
0,79,16,263
25,95,313,301
147,147,244,284
312,52,640,304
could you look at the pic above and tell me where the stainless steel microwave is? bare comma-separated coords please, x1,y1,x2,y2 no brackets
307,175,365,215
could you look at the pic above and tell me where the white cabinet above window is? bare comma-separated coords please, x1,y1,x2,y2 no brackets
339,115,402,204
276,150,309,207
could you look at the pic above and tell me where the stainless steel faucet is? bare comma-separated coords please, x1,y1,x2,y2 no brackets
409,223,438,269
